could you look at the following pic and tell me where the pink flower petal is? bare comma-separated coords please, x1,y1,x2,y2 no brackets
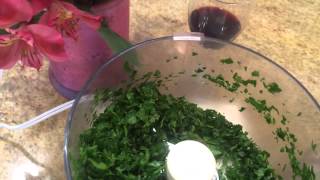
29,0,54,14
0,0,33,28
26,24,68,61
39,2,79,39
0,32,43,70
0,35,20,69
18,41,43,70
61,2,102,30
38,9,50,25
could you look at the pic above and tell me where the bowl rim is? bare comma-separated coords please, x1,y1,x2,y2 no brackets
63,34,320,179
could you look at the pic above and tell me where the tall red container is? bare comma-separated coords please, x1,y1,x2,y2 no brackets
49,0,130,99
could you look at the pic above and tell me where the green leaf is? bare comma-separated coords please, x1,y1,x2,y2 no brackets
195,68,204,73
245,97,269,113
263,82,282,94
311,141,317,152
233,73,257,87
98,20,139,77
239,107,246,112
0,29,8,35
29,10,46,24
203,74,240,92
220,58,234,64
127,115,138,124
98,21,131,54
192,51,198,56
275,128,288,141
251,70,260,77
88,159,108,170
280,116,288,125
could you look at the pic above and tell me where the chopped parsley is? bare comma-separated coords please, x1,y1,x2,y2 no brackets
195,68,204,73
275,128,288,141
264,113,276,124
74,82,279,179
282,164,287,172
311,141,318,152
192,51,198,56
263,82,282,94
245,97,272,113
280,116,288,125
220,58,234,64
76,56,316,179
153,70,161,78
252,71,260,77
203,74,240,92
233,73,257,87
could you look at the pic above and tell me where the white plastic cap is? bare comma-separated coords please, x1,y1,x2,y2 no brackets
166,140,219,180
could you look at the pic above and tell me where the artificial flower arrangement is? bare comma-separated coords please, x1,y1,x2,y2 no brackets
0,0,128,70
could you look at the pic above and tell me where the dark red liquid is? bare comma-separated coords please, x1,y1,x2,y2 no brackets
189,7,241,40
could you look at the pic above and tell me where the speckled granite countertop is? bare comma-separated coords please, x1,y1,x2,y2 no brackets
0,0,319,179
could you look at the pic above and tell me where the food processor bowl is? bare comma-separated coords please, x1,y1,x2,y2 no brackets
64,34,320,179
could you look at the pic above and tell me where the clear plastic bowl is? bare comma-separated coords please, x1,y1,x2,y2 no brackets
64,34,320,179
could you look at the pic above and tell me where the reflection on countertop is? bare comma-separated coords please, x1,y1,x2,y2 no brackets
0,0,319,179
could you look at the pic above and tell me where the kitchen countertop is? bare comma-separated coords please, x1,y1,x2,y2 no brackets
0,0,319,179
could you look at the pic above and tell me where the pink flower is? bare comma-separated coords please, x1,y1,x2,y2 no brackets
0,0,33,28
41,1,102,39
0,24,67,70
29,0,54,14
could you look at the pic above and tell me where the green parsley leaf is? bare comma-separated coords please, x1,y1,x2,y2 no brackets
220,58,234,64
192,51,198,56
252,71,260,77
311,141,317,152
263,82,282,94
